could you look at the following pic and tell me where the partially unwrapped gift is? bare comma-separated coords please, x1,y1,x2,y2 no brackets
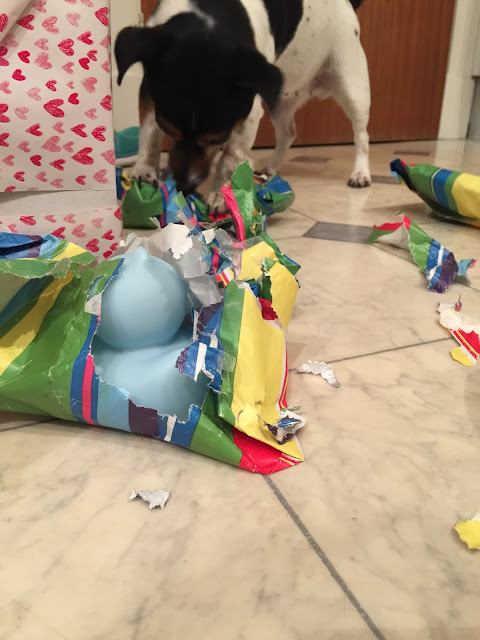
0,196,303,473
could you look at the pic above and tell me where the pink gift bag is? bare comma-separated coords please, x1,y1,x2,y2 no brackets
0,0,115,192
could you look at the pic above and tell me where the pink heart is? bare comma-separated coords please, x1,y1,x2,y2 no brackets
67,81,75,90
43,99,64,118
101,60,110,73
101,150,115,165
102,229,114,240
95,7,109,26
36,171,48,182
8,223,18,232
18,141,30,152
0,14,9,33
14,107,29,120
94,169,108,184
3,34,18,48
17,15,35,30
84,108,97,120
71,124,87,138
14,171,25,182
0,133,10,147
81,0,94,7
27,187,39,192
81,77,97,93
62,62,74,74
50,158,66,171
52,226,66,238
0,82,11,94
44,214,56,222
32,0,47,12
73,224,86,238
86,239,100,253
92,126,106,142
42,16,59,34
20,215,37,226
53,121,65,134
78,31,93,45
100,95,112,111
64,214,76,224
92,217,103,228
67,13,81,27
2,155,15,166
34,38,48,50
35,52,52,69
99,35,110,48
0,103,9,123
72,147,93,165
42,136,61,152
27,87,41,100
63,141,74,153
51,178,63,189
75,175,86,185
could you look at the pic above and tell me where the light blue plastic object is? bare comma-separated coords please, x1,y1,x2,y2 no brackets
97,247,189,349
93,330,209,421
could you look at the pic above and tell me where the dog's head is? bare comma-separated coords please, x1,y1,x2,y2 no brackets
115,19,283,194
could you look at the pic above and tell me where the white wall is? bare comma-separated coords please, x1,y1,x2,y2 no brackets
438,0,480,139
110,0,143,131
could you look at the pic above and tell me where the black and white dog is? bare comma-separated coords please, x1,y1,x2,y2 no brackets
115,0,371,208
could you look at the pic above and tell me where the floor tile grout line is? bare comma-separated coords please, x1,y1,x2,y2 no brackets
264,476,387,640
0,417,59,433
328,338,452,365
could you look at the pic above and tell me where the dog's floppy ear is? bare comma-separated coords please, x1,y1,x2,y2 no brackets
115,26,173,85
232,48,283,112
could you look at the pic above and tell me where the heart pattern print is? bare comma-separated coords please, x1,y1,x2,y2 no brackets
0,205,123,258
0,0,114,192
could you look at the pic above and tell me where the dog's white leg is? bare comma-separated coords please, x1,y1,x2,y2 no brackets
129,85,163,187
207,96,264,211
261,90,308,176
330,35,371,188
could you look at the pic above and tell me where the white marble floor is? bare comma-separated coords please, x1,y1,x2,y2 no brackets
1,140,480,639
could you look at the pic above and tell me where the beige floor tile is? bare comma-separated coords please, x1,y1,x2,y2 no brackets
0,422,375,640
274,342,480,639
279,237,477,366
0,601,68,640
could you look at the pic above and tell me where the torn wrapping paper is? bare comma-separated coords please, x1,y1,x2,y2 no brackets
0,0,115,192
367,214,476,293
391,159,480,226
130,489,170,510
0,184,304,473
116,163,295,230
297,361,340,388
438,303,480,366
0,205,123,258
454,513,480,550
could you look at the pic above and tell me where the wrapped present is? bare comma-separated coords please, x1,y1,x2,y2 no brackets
0,205,123,258
0,186,304,473
0,0,114,192
368,214,476,293
117,162,295,229
391,159,480,226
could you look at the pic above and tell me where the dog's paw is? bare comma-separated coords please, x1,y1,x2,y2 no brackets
348,171,371,188
258,164,277,178
128,164,159,189
206,191,228,214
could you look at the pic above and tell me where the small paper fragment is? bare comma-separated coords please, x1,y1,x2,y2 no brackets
454,513,480,550
437,303,480,367
130,489,170,510
268,410,306,445
297,360,340,388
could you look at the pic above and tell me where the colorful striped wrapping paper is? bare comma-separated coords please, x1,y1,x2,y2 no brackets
116,163,295,229
391,159,480,226
368,214,476,293
0,171,304,474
